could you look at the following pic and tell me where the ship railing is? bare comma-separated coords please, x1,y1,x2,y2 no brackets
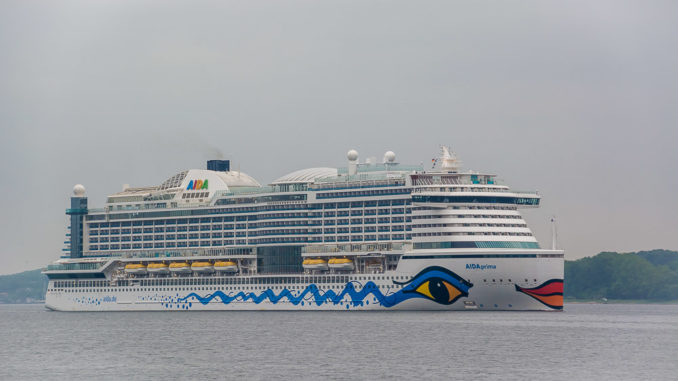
336,164,423,175
309,176,406,190
83,247,256,259
411,187,538,195
45,262,105,271
213,187,276,198
301,242,411,254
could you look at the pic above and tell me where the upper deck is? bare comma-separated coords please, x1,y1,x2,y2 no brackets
58,148,543,264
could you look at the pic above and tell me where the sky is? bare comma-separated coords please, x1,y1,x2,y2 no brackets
1,0,677,274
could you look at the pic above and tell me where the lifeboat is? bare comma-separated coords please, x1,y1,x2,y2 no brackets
191,261,214,273
302,258,328,271
328,258,354,271
169,262,192,274
124,263,147,275
147,263,169,275
214,260,238,273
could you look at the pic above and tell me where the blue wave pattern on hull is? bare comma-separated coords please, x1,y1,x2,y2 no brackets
177,266,473,309
179,281,394,308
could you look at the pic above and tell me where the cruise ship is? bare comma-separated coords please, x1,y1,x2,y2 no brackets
43,147,564,311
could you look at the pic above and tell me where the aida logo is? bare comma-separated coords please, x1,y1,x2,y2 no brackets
186,179,209,190
465,263,497,270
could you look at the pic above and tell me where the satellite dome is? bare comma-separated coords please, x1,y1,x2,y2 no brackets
73,184,86,197
347,149,359,161
384,151,396,163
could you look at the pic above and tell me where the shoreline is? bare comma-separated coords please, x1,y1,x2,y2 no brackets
565,299,678,305
2,300,678,307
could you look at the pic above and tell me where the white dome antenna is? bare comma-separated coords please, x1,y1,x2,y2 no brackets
383,151,396,163
73,184,86,197
347,149,359,175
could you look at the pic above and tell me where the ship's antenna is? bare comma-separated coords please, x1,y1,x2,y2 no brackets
551,216,557,250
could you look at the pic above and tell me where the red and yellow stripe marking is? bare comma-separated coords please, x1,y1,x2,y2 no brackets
515,279,563,309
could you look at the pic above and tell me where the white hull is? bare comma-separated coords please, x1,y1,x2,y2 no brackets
214,266,238,273
191,266,214,274
147,268,169,275
169,268,192,274
302,264,329,271
124,268,147,275
45,253,563,312
328,263,354,271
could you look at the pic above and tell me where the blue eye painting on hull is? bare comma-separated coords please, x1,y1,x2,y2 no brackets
395,266,473,305
176,266,473,309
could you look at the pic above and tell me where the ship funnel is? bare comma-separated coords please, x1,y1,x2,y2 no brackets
207,160,230,172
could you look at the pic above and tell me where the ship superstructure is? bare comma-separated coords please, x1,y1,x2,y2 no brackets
44,148,564,311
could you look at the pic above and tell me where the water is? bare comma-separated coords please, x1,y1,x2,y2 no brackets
0,304,676,380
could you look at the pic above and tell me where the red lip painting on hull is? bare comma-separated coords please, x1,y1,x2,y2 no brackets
515,279,564,310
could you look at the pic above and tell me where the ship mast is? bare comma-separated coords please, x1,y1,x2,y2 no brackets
551,216,558,250
439,145,461,172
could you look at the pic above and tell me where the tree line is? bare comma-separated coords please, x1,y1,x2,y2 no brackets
565,249,678,300
0,269,47,303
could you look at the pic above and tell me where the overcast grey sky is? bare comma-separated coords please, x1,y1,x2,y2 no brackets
1,0,677,274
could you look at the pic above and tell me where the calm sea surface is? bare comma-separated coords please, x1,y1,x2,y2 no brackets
0,303,676,380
